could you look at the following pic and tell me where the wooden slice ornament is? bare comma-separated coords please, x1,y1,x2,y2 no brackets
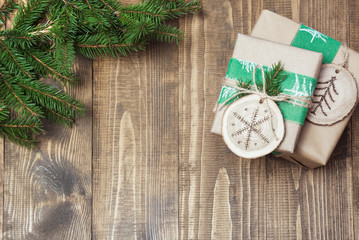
307,64,358,125
222,94,285,158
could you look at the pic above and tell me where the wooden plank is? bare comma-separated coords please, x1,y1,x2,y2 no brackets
211,168,232,239
1,0,357,239
348,0,359,239
178,0,234,238
179,0,356,239
178,0,266,239
92,0,179,237
352,108,359,240
3,56,93,239
264,158,301,239
263,1,354,239
92,39,180,239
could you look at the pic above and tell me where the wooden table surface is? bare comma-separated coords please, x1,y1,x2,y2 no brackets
1,0,358,239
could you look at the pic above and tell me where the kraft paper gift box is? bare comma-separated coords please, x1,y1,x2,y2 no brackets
251,10,359,168
211,33,323,154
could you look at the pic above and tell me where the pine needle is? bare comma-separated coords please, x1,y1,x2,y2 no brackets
0,0,201,148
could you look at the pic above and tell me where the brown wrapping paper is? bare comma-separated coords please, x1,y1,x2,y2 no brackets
251,10,359,168
211,34,323,154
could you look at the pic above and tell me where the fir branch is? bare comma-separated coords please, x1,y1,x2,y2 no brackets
17,78,83,127
164,4,200,15
17,81,84,112
99,0,120,12
266,62,283,86
0,98,42,149
116,11,136,25
0,34,31,41
259,61,286,97
0,39,33,78
236,62,287,98
29,25,54,37
236,81,251,99
0,0,18,26
153,30,180,38
1,76,42,117
25,49,76,84
85,0,92,10
51,7,77,71
62,0,79,9
42,106,74,126
122,17,157,42
63,46,68,70
76,42,138,48
0,27,52,51
101,0,115,11
161,0,201,19
46,107,74,122
118,2,166,24
13,0,50,30
0,0,200,148
0,103,9,122
152,24,183,43
0,116,41,149
75,41,145,58
120,10,163,18
0,123,39,128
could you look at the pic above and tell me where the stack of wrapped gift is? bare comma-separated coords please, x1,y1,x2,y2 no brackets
212,10,358,168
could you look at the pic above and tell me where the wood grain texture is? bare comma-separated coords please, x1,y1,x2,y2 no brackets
92,38,179,239
179,0,356,240
3,57,92,239
1,4,10,240
2,0,359,239
211,168,232,240
178,0,239,238
348,1,359,239
264,1,354,239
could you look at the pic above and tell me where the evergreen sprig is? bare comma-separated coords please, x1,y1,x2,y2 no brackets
236,61,287,98
0,0,201,149
261,61,286,96
0,0,17,25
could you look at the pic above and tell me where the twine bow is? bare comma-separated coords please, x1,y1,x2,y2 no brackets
222,65,313,108
219,65,313,142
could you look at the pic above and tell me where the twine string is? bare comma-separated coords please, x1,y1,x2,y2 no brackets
220,65,313,142
252,65,279,140
221,66,312,108
252,65,267,95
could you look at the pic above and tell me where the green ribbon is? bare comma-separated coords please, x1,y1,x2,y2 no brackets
291,24,341,64
218,58,317,125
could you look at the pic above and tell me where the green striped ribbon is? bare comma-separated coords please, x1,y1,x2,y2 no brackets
218,58,317,125
291,24,341,64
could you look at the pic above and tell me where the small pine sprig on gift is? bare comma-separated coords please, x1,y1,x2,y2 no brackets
251,61,287,96
235,81,251,99
0,0,201,149
236,61,287,98
264,61,287,96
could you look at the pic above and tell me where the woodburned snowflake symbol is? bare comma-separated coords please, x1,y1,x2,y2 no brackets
231,107,270,150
